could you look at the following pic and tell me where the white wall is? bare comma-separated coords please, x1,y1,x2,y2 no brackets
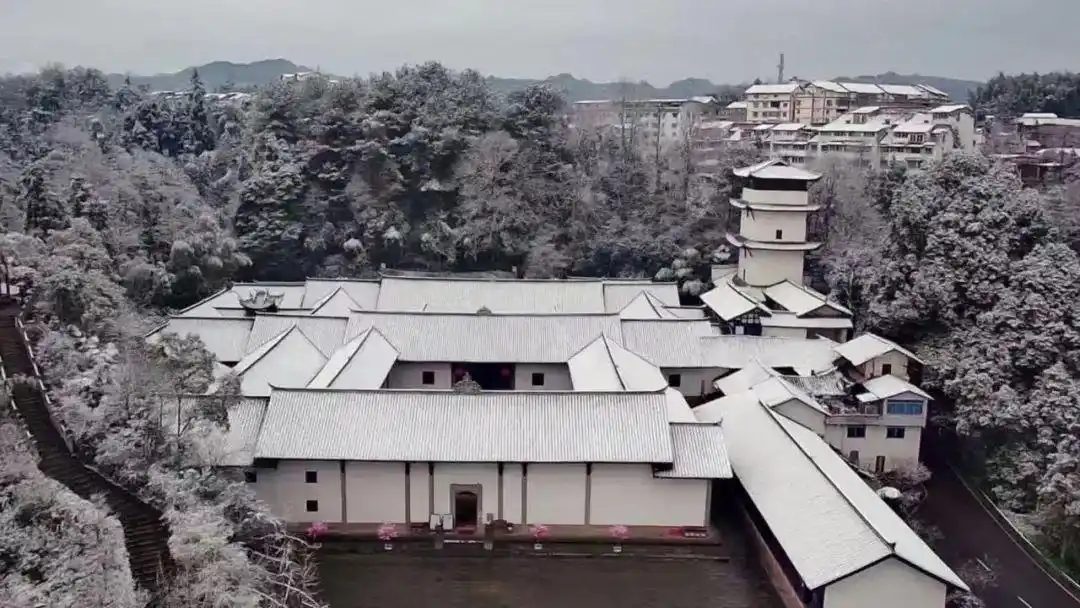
408,462,430,523
824,425,922,472
502,464,524,523
514,364,573,391
589,464,709,527
344,462,406,523
662,367,725,397
859,351,911,381
432,463,500,523
525,464,587,525
762,326,809,339
739,210,808,242
387,362,452,389
823,557,947,608
774,400,826,435
738,248,807,286
741,188,810,207
268,461,342,523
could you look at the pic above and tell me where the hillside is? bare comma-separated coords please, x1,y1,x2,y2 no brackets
106,59,316,92
105,59,983,102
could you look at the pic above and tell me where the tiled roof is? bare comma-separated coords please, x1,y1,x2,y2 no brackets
700,281,767,322
375,276,606,313
603,281,680,313
745,83,801,95
245,314,348,358
301,279,381,309
721,398,966,591
254,389,674,463
307,329,399,390
150,316,254,362
733,159,821,181
763,281,851,317
619,319,718,367
858,374,931,401
656,423,732,479
700,336,837,371
833,333,922,367
346,311,621,363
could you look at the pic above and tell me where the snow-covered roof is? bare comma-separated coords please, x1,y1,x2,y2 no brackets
726,233,823,252
929,104,970,114
149,316,254,362
568,334,667,392
835,82,885,95
915,83,949,98
772,122,808,131
246,314,348,358
346,311,622,363
603,281,681,313
833,333,923,367
616,291,681,320
851,106,881,115
810,81,849,94
763,280,852,317
699,335,838,371
760,312,853,330
254,389,674,464
376,275,605,313
892,114,934,134
721,398,967,591
656,423,732,479
700,281,769,322
726,101,748,109
306,328,398,390
858,374,931,402
733,158,822,181
752,373,829,415
745,83,801,95
877,84,926,97
713,361,773,395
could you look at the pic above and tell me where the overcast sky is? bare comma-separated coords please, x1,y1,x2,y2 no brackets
1,0,1076,84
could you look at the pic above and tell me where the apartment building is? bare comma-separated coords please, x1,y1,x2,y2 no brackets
570,97,721,152
745,80,950,125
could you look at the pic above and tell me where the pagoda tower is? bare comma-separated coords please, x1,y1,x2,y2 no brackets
726,159,823,287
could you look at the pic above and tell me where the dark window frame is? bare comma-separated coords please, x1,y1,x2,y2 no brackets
422,370,436,385
846,425,866,439
305,470,318,484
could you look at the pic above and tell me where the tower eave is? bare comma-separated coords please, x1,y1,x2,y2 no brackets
726,233,822,252
729,198,823,212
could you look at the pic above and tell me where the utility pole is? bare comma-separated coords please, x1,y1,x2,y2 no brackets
777,53,786,84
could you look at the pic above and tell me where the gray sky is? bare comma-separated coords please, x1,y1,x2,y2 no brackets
1,0,1076,84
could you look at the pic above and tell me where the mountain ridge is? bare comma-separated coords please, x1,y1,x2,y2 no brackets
105,59,982,102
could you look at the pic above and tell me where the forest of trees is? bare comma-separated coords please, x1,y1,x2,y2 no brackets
971,71,1080,117
3,62,1080,604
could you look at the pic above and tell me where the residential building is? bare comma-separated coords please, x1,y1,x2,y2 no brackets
155,175,962,605
744,82,801,123
1015,112,1080,148
570,97,721,153
745,80,950,125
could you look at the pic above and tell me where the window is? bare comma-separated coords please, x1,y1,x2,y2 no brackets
306,500,319,513
531,372,545,386
886,427,906,439
775,229,783,240
422,371,435,385
886,400,924,416
244,471,257,483
846,425,866,438
668,373,682,388
875,456,887,474
305,471,318,484
848,450,860,465
881,363,893,375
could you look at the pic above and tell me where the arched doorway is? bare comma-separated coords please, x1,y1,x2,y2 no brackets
452,488,480,530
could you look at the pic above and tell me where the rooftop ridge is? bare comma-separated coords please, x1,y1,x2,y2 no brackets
347,309,622,318
265,386,669,396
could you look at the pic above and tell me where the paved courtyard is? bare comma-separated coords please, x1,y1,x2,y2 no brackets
317,546,782,608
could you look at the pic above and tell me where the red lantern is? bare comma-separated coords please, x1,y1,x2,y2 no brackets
453,367,465,378
501,367,511,378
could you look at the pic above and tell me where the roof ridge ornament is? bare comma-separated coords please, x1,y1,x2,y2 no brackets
238,288,284,314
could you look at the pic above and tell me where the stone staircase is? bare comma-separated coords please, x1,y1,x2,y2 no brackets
0,312,173,596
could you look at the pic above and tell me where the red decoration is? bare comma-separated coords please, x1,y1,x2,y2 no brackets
501,367,511,378
453,367,465,378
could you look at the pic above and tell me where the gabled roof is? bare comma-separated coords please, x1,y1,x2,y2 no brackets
149,316,254,362
233,326,294,375
603,281,680,313
617,290,680,320
375,275,605,313
245,314,348,358
721,398,967,591
857,374,931,402
301,279,380,309
733,158,822,181
346,311,622,363
619,319,718,367
568,334,667,392
745,82,801,95
752,371,830,415
699,335,838,371
763,280,852,317
307,287,363,317
713,361,773,395
307,328,398,390
833,333,923,367
254,389,674,464
929,104,970,114
700,281,770,322
655,423,732,479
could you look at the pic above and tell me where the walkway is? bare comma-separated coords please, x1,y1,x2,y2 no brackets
922,431,1080,608
0,310,173,596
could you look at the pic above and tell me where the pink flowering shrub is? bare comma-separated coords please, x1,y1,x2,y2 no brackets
377,523,399,542
530,523,550,541
306,521,329,539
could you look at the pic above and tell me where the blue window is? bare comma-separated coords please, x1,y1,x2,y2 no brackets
886,399,924,416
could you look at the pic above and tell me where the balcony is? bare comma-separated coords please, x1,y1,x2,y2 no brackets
827,403,882,424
